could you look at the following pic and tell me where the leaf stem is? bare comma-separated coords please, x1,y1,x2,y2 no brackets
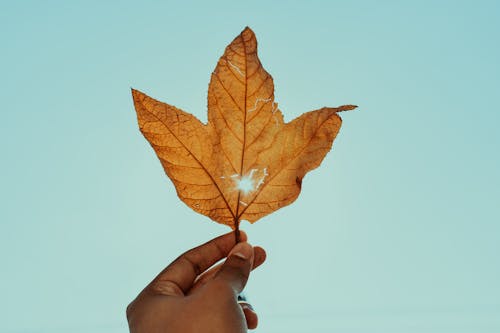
234,219,241,244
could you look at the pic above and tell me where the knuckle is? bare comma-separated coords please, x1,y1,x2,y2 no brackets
178,255,203,276
150,279,185,296
225,264,249,281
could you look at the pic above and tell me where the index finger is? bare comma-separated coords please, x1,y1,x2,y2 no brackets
149,230,247,296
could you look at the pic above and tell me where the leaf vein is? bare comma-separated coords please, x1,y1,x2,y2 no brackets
238,114,336,219
140,101,236,219
213,73,244,112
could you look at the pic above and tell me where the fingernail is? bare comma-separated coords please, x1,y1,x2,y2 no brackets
233,252,247,260
229,242,252,260
240,302,254,311
244,303,255,311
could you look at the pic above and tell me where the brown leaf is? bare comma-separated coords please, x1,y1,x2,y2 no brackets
132,27,356,230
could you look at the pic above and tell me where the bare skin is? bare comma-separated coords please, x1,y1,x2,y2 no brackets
126,231,266,332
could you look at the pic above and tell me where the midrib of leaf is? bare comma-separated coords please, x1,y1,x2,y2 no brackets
233,34,249,225
144,105,236,221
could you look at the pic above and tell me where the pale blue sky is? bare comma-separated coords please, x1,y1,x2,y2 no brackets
1,1,499,332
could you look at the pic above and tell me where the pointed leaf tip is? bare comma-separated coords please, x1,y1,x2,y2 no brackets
242,26,253,34
336,105,358,112
241,26,255,40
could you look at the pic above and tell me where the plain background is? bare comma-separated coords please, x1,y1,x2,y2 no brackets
1,1,499,332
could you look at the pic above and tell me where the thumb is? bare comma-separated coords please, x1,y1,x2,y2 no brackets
214,241,254,295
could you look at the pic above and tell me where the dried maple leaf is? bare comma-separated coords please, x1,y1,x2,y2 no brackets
132,27,356,239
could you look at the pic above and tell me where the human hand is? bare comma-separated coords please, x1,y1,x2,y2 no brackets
126,231,266,333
